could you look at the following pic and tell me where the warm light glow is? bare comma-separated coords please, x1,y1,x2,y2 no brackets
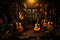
26,0,38,8
26,0,36,4
23,3,27,8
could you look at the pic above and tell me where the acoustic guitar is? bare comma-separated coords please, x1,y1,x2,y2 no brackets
15,4,23,32
34,23,40,31
43,11,47,27
43,19,47,27
47,10,53,31
34,13,40,31
47,21,53,31
16,22,23,32
19,12,24,20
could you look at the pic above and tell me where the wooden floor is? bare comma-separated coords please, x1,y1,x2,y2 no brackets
18,30,53,40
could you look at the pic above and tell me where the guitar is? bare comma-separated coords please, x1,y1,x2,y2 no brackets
47,10,53,31
48,21,53,27
43,19,47,27
34,23,40,31
15,3,23,32
33,9,41,31
16,22,23,32
43,11,48,27
47,21,53,31
34,16,40,31
19,12,24,20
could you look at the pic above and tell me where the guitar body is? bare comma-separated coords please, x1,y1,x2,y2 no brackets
47,21,53,31
48,21,53,27
16,22,23,32
34,24,40,31
15,4,23,32
43,22,47,27
43,19,47,27
19,15,24,20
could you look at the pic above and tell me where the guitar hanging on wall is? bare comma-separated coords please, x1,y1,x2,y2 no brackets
16,22,23,32
19,12,24,20
34,23,40,31
43,12,47,27
34,13,40,31
47,10,53,31
15,3,23,32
